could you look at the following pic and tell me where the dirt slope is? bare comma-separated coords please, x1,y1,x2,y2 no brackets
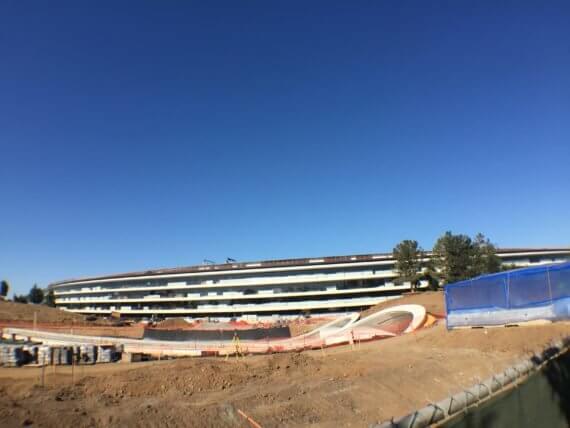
0,300,85,323
361,290,445,318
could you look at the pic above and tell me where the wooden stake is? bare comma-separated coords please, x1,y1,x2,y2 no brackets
237,409,262,428
71,351,75,385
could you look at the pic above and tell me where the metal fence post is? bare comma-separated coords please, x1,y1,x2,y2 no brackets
546,266,553,304
505,272,510,309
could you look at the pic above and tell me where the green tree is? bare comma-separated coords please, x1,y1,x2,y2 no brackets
44,289,56,307
0,280,9,297
432,231,503,285
415,258,441,290
393,240,423,291
501,263,520,272
472,233,502,276
28,284,44,304
432,232,474,284
13,294,28,304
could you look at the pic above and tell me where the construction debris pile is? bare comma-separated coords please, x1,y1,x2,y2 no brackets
0,344,24,367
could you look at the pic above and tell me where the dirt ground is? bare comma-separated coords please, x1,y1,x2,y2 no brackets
1,291,569,427
0,301,86,324
0,301,144,339
287,317,334,337
360,291,445,318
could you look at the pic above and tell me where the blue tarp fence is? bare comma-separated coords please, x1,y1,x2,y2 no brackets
445,262,570,328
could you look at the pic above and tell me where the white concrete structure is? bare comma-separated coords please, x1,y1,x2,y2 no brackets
50,248,570,319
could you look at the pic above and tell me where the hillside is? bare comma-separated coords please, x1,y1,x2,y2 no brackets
0,300,85,323
360,290,445,318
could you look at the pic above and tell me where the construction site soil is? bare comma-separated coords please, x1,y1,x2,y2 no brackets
1,292,569,427
0,301,86,324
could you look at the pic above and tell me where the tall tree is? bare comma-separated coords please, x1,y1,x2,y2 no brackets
393,240,423,291
432,232,475,284
28,284,44,304
472,233,502,276
432,231,502,285
0,280,9,297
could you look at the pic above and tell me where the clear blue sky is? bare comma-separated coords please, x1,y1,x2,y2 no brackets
1,1,569,296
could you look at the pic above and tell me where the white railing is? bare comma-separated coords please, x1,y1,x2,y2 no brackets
53,270,398,296
54,283,412,305
61,295,401,315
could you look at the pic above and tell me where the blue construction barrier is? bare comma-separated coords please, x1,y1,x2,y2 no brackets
445,262,570,328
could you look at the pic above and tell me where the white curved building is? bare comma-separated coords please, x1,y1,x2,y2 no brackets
50,248,570,320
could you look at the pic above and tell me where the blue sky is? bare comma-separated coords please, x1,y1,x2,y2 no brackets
1,1,569,295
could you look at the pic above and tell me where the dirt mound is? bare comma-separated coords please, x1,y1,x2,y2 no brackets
360,290,445,318
0,301,86,324
154,318,194,329
288,317,334,337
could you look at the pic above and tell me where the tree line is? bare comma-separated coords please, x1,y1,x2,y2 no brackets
0,281,55,307
393,231,508,291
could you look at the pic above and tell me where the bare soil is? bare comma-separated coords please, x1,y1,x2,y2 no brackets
0,301,85,324
155,318,195,329
1,291,569,427
0,301,145,338
360,291,445,318
287,317,334,337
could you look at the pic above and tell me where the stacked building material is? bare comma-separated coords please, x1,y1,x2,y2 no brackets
79,344,96,364
37,345,52,366
1,343,117,367
52,347,61,365
0,345,24,367
97,347,114,363
48,346,72,365
22,345,38,365
58,347,71,365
